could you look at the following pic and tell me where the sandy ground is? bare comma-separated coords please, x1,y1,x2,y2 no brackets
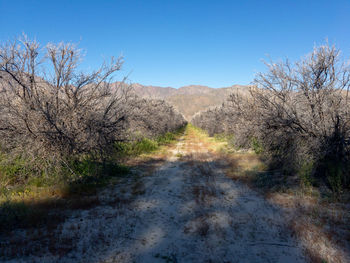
3,136,307,263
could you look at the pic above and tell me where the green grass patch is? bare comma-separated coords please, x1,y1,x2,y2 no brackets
213,133,234,143
186,123,208,136
0,126,186,232
157,132,177,144
114,138,158,157
251,137,264,154
0,156,129,232
63,159,129,195
298,160,315,188
114,127,185,157
175,152,183,158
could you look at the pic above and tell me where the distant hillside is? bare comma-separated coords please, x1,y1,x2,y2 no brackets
114,82,250,120
166,86,249,120
126,83,177,98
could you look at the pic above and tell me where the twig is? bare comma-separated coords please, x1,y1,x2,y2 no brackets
249,242,298,248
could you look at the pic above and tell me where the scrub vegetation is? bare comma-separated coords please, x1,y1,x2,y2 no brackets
0,35,349,263
191,44,350,262
0,35,186,233
192,43,350,197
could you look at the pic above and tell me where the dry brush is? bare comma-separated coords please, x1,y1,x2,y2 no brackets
0,35,186,184
192,43,350,191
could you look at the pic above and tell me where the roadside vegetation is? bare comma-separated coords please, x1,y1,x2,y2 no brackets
192,43,350,197
0,128,184,233
192,43,350,263
0,35,186,233
1,34,349,262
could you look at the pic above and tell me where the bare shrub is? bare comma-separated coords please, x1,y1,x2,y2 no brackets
123,97,186,140
191,107,225,136
252,44,350,186
191,90,256,148
192,44,350,190
0,35,129,161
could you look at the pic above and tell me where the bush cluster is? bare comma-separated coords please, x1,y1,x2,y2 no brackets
192,44,350,192
122,97,187,140
0,36,186,190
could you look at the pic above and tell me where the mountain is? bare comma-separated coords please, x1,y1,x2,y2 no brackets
114,82,249,120
166,86,249,120
177,85,213,95
126,83,177,98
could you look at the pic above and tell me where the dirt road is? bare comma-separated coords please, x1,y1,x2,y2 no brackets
5,130,307,263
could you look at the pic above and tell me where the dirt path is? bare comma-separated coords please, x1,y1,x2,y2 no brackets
6,131,307,263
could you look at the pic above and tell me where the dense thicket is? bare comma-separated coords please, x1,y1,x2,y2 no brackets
123,97,186,140
0,36,185,168
192,44,350,191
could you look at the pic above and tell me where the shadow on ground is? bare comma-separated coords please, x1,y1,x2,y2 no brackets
0,152,311,263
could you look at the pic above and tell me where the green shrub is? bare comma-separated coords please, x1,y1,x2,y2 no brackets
0,155,30,186
134,138,158,153
213,133,227,142
251,137,263,154
114,128,182,157
27,176,48,187
0,153,129,198
213,133,235,143
299,161,314,188
157,132,176,144
115,138,159,157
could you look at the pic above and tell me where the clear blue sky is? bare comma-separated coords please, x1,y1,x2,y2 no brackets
1,0,349,88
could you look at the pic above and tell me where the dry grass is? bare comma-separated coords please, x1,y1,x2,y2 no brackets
269,193,350,263
222,152,266,184
220,149,350,262
187,124,350,263
222,154,350,262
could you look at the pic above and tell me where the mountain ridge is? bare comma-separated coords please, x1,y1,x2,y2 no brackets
113,82,250,120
